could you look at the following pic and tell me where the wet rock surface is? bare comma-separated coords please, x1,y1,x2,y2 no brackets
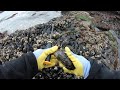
88,11,120,31
0,11,119,79
87,11,120,69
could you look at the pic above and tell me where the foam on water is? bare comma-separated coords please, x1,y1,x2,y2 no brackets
0,11,62,34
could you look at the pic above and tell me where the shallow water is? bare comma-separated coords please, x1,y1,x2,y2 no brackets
0,11,61,34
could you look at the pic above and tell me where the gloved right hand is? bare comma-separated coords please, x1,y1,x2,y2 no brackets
33,46,59,71
59,47,91,79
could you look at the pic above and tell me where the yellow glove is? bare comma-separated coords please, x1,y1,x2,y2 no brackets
59,47,91,79
33,46,59,70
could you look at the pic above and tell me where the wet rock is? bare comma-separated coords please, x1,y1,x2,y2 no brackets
96,22,111,31
88,11,120,30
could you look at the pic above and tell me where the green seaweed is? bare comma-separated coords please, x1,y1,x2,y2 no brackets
75,14,91,21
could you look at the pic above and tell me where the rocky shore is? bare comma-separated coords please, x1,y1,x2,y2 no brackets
0,11,120,79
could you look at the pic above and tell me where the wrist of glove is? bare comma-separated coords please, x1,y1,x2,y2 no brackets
59,47,91,79
33,46,59,70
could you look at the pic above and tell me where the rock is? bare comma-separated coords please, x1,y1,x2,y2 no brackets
80,21,91,30
96,22,111,31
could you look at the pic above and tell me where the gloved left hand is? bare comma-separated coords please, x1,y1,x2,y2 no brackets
59,47,91,79
33,46,59,70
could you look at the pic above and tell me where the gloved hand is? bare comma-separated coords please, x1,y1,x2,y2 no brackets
59,47,91,79
33,46,59,70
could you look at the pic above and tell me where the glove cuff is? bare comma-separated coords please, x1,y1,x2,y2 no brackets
33,49,43,60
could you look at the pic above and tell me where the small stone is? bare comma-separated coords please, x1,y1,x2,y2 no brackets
54,66,58,71
6,55,9,59
91,56,95,60
90,50,95,56
52,32,60,40
80,51,83,54
95,55,101,58
84,51,89,57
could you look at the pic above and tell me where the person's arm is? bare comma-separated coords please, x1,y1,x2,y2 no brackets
0,52,38,79
0,46,58,79
87,59,120,79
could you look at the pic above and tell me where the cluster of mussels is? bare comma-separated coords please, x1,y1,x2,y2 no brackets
33,66,81,79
